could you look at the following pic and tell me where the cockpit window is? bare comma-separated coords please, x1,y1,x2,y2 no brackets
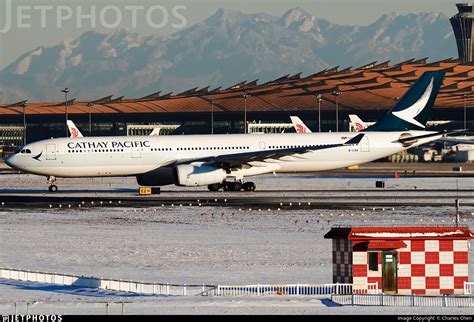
20,149,32,154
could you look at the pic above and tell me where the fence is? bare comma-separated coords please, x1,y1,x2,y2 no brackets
331,294,474,307
465,282,474,295
211,282,379,296
0,267,214,296
0,267,381,297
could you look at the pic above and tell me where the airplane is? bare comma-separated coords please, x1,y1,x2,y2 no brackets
291,114,369,133
67,120,84,138
6,70,448,193
68,119,161,137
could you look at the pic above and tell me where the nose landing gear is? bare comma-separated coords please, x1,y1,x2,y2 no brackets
47,176,58,192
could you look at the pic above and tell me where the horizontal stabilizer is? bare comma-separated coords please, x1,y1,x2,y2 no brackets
396,131,449,144
344,133,365,145
398,133,437,144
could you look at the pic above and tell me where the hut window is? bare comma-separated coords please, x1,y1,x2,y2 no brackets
368,252,378,271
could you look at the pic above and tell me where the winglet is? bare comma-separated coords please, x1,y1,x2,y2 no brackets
344,133,365,145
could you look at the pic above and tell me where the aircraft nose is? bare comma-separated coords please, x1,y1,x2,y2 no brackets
5,154,16,169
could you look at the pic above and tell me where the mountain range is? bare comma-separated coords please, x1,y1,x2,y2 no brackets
0,8,457,102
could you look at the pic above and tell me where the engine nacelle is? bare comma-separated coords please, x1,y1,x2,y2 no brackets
399,132,417,147
174,164,226,187
136,167,176,186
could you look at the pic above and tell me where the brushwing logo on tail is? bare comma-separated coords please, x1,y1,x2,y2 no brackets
392,78,434,129
71,128,79,137
296,124,306,133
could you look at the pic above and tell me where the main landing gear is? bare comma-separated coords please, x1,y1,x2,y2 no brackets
207,181,256,192
47,176,58,192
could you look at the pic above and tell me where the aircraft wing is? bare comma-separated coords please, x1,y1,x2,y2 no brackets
166,134,365,168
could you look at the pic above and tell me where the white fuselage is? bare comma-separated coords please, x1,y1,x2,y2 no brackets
5,131,439,183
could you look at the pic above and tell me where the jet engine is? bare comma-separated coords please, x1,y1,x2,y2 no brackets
174,164,226,187
136,167,176,186
398,133,417,147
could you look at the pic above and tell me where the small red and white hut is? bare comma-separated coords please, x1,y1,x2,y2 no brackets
324,226,473,295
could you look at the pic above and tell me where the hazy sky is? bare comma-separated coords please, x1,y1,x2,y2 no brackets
0,0,464,69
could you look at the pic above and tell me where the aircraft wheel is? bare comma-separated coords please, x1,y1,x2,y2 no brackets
49,185,58,193
230,181,243,191
208,183,222,192
243,182,256,192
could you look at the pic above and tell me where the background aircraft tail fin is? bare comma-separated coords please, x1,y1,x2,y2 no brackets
349,114,367,132
290,116,312,133
67,120,84,138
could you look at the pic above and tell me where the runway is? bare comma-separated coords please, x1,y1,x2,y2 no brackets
0,172,473,208
0,188,473,208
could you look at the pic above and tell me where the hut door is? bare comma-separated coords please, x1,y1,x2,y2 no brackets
382,252,397,293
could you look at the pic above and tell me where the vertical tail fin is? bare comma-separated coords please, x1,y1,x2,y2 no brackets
349,114,367,132
366,70,445,131
149,128,161,136
290,116,312,133
67,120,84,138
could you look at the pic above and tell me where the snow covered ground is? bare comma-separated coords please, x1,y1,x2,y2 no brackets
0,174,473,314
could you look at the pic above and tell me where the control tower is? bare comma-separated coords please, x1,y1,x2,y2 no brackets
450,3,474,63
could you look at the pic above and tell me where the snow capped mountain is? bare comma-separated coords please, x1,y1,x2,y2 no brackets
280,7,314,31
0,8,456,102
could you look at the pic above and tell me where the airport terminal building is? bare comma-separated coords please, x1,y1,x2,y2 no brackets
1,57,474,149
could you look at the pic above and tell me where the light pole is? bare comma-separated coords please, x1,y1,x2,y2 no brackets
61,88,70,137
333,89,341,132
243,93,250,134
87,103,93,134
210,100,215,134
463,94,468,129
317,94,322,132
21,102,27,145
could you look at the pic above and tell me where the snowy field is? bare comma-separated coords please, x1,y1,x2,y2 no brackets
0,174,473,314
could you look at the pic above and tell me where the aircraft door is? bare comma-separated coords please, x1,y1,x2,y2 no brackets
361,136,369,152
131,147,141,158
46,144,56,160
259,141,266,150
